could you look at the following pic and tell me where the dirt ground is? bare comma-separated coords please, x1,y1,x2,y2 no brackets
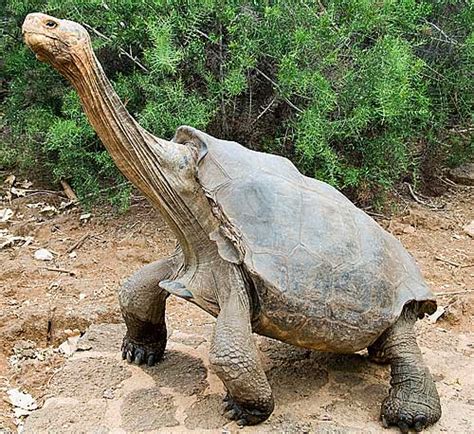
0,178,473,433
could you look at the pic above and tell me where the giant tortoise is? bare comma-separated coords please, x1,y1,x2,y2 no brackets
23,13,441,432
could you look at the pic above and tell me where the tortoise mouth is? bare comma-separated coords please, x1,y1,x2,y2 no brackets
23,30,71,64
23,30,68,49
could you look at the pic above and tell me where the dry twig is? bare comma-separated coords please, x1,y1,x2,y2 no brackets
60,180,78,202
436,289,474,297
254,68,303,114
66,233,90,253
40,267,76,276
82,23,149,73
404,183,443,209
435,256,473,268
437,175,474,189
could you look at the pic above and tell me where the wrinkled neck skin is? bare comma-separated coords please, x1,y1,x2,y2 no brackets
59,49,220,273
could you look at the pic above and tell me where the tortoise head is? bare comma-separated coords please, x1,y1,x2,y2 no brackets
22,13,92,74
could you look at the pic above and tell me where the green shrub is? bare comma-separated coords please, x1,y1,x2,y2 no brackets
1,0,472,207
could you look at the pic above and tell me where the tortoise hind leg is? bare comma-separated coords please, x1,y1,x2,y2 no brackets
368,335,389,365
118,255,180,366
378,303,441,432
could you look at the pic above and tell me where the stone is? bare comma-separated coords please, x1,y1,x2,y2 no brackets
463,221,474,238
34,248,54,261
449,162,474,186
120,388,178,431
49,358,130,399
23,398,108,433
77,323,126,352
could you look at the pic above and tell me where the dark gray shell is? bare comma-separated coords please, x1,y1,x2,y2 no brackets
173,126,436,350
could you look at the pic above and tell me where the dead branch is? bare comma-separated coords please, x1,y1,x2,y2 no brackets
66,233,90,253
254,96,277,123
24,190,68,199
435,256,473,268
404,183,444,209
436,289,474,297
437,175,474,189
60,180,78,202
425,20,460,46
40,267,76,276
435,256,462,267
82,23,149,73
254,68,303,114
362,207,390,220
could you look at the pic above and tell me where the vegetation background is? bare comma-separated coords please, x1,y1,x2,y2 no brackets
1,0,472,209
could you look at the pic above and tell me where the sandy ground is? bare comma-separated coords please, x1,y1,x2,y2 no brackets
0,179,473,433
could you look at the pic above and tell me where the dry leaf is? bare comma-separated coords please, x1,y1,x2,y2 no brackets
39,205,59,215
19,179,33,189
11,187,27,197
4,174,16,187
0,208,14,222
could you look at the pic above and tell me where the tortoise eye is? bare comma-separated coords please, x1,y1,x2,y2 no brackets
45,20,57,29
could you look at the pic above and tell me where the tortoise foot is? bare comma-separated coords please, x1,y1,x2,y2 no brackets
381,392,441,433
222,393,272,426
121,334,166,367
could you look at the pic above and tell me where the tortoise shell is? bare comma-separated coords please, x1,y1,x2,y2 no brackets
173,126,436,351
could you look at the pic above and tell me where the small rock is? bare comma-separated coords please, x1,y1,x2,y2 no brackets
58,334,81,357
79,213,92,222
389,222,416,235
64,329,81,337
7,388,38,411
463,221,474,238
34,248,54,261
103,389,115,399
449,162,474,186
69,251,77,258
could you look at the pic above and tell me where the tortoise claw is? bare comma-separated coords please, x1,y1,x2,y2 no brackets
134,349,144,365
121,334,165,367
221,394,272,426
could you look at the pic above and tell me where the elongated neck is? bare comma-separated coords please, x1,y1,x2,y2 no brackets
64,51,217,265
71,53,160,197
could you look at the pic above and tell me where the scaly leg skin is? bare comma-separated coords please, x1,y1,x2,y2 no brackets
209,288,274,426
379,304,442,433
118,254,180,366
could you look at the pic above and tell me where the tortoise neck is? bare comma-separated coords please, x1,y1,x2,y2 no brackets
66,51,218,267
71,52,161,195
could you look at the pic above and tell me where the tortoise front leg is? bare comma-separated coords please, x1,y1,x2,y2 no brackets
377,304,441,432
118,255,179,366
209,288,274,426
